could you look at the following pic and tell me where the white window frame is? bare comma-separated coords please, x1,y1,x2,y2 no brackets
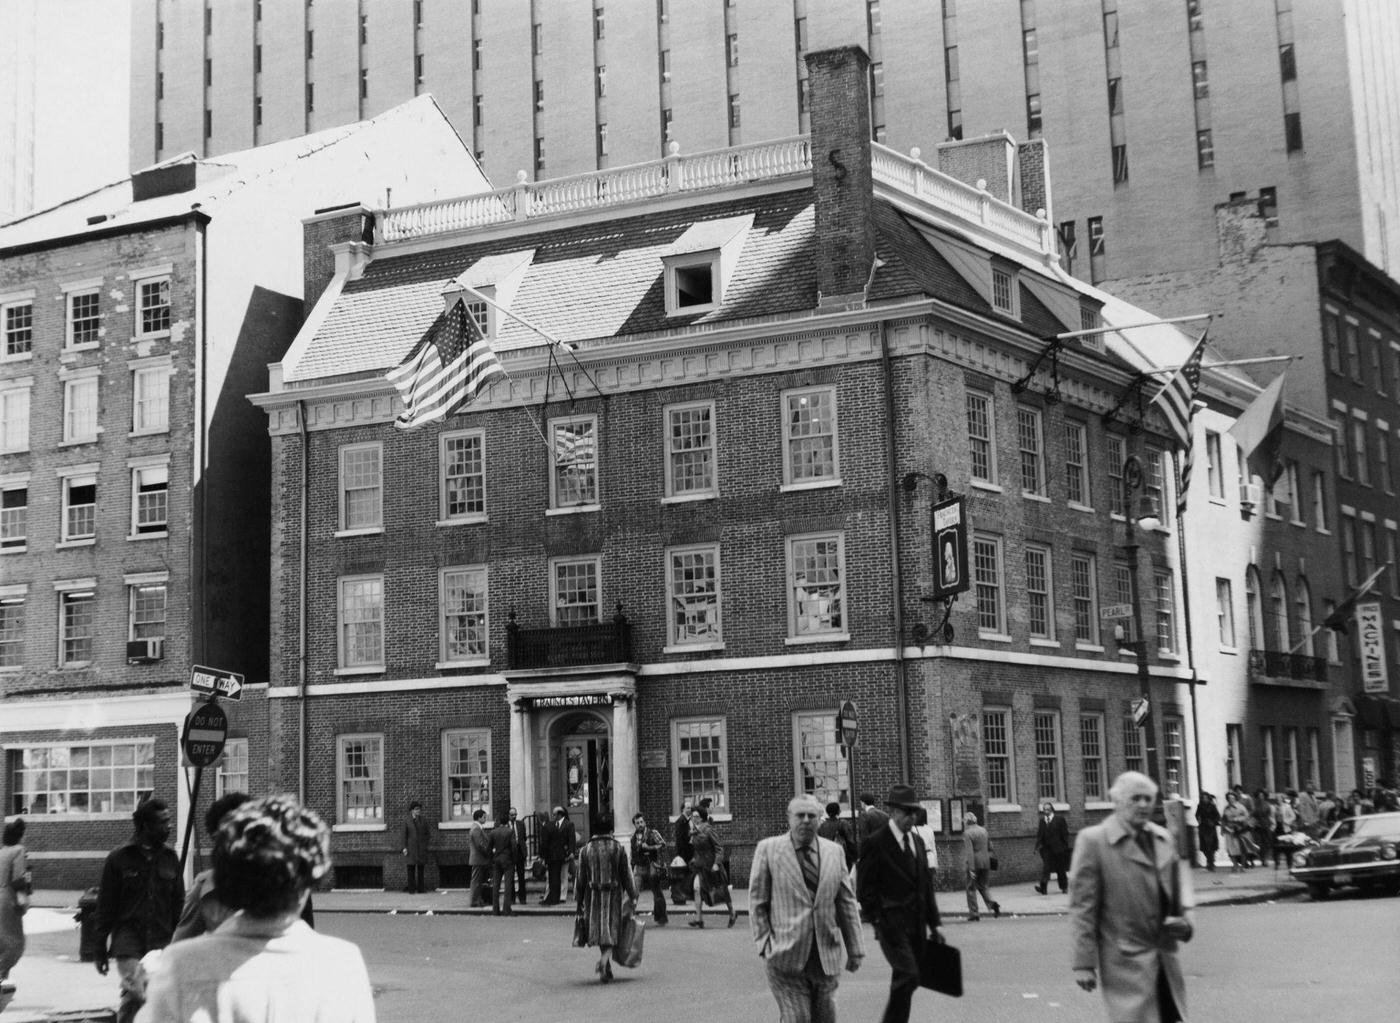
1225,724,1243,788
439,429,487,525
1305,727,1321,789
1312,471,1329,532
1033,710,1064,804
664,400,717,500
1144,447,1167,521
1205,431,1224,499
1352,419,1370,487
1025,543,1055,642
215,737,250,798
0,587,26,668
338,442,383,535
337,574,385,673
972,532,1007,638
1071,552,1100,647
1080,712,1107,804
60,469,98,544
786,532,848,642
1154,569,1177,654
0,383,31,453
1107,434,1126,516
335,732,385,829
62,372,100,445
129,458,170,538
1245,566,1266,648
443,728,493,822
1269,573,1290,652
990,266,1018,315
65,285,102,350
1163,716,1188,796
982,707,1016,805
131,362,171,435
439,565,489,667
1283,726,1300,791
781,385,840,489
548,414,600,511
1017,405,1046,497
56,582,97,667
1,296,34,360
1123,716,1145,775
550,555,602,626
1,476,27,552
7,738,155,817
666,543,723,650
966,389,998,486
793,710,852,813
126,573,168,642
664,253,720,316
1065,421,1090,507
672,716,730,818
1295,578,1315,656
133,271,172,338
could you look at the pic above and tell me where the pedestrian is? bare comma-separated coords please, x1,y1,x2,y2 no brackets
816,801,857,870
401,800,432,894
910,806,939,875
628,812,669,925
856,793,889,857
490,811,518,915
1195,793,1220,872
750,795,864,1023
1294,784,1320,837
1316,790,1338,831
554,807,579,901
1250,790,1276,870
539,809,564,905
671,798,695,906
855,783,944,1023
1033,801,1071,894
0,818,30,1007
1070,771,1195,1023
509,808,529,903
1221,790,1253,871
962,811,1000,920
575,812,636,984
687,806,736,928
467,808,492,907
135,794,375,1022
95,797,184,1023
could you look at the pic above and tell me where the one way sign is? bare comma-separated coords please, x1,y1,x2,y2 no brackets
190,665,245,701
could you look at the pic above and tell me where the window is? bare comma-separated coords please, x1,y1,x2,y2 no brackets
1283,111,1302,153
1034,711,1064,803
788,533,847,639
305,29,314,59
982,708,1014,804
966,390,996,484
783,387,839,486
1088,216,1105,281
1,385,29,452
596,65,607,98
1322,600,1341,663
338,575,384,670
973,533,1006,636
62,473,97,542
673,717,728,813
1270,573,1290,651
59,587,96,666
1345,323,1361,383
1245,566,1265,648
1155,570,1176,653
1025,544,1054,640
728,94,740,129
360,69,368,99
1144,448,1166,520
1352,421,1370,486
1323,314,1341,374
1312,471,1328,532
1285,463,1304,524
665,402,716,498
1065,422,1089,506
1071,552,1099,644
63,376,99,444
1,483,25,550
0,592,24,667
337,734,383,823
132,364,169,433
440,566,488,664
550,416,598,508
1377,427,1393,493
1332,415,1349,479
1259,186,1279,228
1205,431,1224,498
1225,724,1243,787
1080,714,1107,802
1279,41,1296,82
1113,562,1137,643
1187,0,1204,31
552,556,601,626
360,14,368,45
306,82,315,112
1216,577,1235,647
794,710,851,810
1123,716,1144,774
668,544,721,647
339,443,382,531
1295,578,1315,656
594,6,604,40
1191,60,1208,98
1282,726,1299,791
136,277,171,335
128,580,166,641
216,738,249,798
1260,726,1276,791
1017,406,1045,496
1340,513,1358,587
1361,518,1378,579
991,267,1015,314
7,741,155,816
440,430,486,522
414,54,424,89
131,463,168,536
1058,220,1077,275
1163,716,1187,796
67,290,101,348
1107,434,1125,516
726,33,738,66
444,729,491,820
1305,728,1321,789
3,301,33,357
1387,527,1400,598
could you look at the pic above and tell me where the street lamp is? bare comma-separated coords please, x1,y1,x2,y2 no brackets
1119,455,1164,811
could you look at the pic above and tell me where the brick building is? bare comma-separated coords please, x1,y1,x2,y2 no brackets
252,48,1202,890
0,97,484,887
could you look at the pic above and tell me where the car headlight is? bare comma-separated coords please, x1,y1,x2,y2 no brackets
1381,843,1397,861
1292,851,1310,868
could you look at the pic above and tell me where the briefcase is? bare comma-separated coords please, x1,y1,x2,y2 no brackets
611,913,646,968
918,940,963,998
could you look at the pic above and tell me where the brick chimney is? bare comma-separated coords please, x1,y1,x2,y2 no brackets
1215,198,1269,264
805,46,876,305
1016,138,1053,221
302,203,375,319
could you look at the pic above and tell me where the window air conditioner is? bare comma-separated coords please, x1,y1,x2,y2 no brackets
126,638,165,663
1239,482,1262,509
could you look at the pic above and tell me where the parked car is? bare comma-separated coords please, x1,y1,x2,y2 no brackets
1290,811,1400,899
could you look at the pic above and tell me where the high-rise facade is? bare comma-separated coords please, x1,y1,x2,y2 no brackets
0,0,37,223
131,0,1400,283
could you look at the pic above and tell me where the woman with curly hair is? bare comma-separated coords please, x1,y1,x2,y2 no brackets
136,795,373,1022
575,812,636,983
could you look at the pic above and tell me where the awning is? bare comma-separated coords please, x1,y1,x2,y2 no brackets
1353,694,1400,729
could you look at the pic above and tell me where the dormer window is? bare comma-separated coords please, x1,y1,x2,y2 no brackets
662,214,754,317
465,296,490,336
991,266,1017,315
671,258,718,312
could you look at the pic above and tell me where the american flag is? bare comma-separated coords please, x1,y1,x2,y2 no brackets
1150,332,1207,515
388,298,504,430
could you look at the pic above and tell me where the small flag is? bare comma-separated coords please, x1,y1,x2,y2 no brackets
1323,565,1388,633
387,297,504,430
1227,372,1286,488
1151,332,1207,515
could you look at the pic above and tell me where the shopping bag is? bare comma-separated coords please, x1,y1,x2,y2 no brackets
918,941,963,997
572,906,589,948
611,913,646,968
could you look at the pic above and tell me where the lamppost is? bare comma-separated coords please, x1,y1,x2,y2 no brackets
1119,455,1164,804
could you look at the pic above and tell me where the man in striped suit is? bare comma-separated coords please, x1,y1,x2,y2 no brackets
750,795,865,1023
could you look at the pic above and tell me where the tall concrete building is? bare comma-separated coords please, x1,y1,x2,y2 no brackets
130,0,1400,283
0,0,37,224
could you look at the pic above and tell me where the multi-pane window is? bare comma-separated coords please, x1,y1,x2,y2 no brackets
794,710,851,811
1225,724,1243,787
1205,431,1224,499
59,588,96,666
1282,726,1300,791
1378,428,1393,493
1,484,26,550
1245,567,1265,648
1017,406,1045,496
674,717,728,813
1080,714,1107,802
552,557,601,626
783,387,838,485
966,390,996,484
665,402,716,498
1123,716,1144,774
1155,571,1176,653
982,708,1014,803
973,533,1005,635
1261,725,1277,791
1352,421,1370,486
7,741,155,816
132,365,170,432
1034,712,1063,803
444,729,491,820
668,545,721,646
1065,422,1089,505
1144,448,1166,520
440,430,486,521
440,567,488,663
1113,563,1137,643
550,416,598,507
788,533,846,638
991,268,1014,313
63,376,99,443
216,738,249,798
128,582,166,641
1071,552,1099,644
337,734,383,823
68,290,101,347
339,443,382,531
1163,716,1187,796
131,464,168,535
1025,544,1053,640
3,301,33,357
0,386,29,452
137,277,171,335
1305,728,1321,789
0,593,24,667
1270,573,1290,651
338,575,384,669
1361,518,1378,579
1312,472,1328,532
1295,578,1315,656
1340,514,1358,587
62,474,97,541
1107,434,1125,515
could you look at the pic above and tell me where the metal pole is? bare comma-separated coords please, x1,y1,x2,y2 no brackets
1123,458,1164,808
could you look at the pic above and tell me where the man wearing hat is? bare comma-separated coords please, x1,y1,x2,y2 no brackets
856,784,944,1023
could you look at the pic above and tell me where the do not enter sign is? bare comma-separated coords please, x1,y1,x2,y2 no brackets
837,700,858,749
183,701,228,768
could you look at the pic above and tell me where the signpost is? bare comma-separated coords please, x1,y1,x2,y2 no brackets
179,666,239,870
931,496,970,600
190,664,245,701
182,701,228,768
838,701,859,831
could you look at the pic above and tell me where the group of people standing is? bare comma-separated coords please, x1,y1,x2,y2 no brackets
1199,783,1371,872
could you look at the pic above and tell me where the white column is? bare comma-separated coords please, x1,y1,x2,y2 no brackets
510,696,532,816
610,693,638,840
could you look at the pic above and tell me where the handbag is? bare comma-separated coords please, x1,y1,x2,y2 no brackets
572,905,589,948
531,856,547,881
918,940,963,997
611,913,646,968
988,855,998,871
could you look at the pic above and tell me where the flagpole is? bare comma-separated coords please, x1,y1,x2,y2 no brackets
457,282,603,400
1142,354,1302,376
1051,313,1214,341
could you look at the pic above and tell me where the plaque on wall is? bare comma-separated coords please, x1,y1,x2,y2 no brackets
640,749,668,769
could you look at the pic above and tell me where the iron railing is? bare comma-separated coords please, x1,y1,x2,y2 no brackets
506,607,634,670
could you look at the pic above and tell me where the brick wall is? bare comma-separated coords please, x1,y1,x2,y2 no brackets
805,46,875,301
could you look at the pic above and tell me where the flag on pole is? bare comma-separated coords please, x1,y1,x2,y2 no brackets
1150,332,1207,515
1323,564,1388,632
387,297,504,429
1227,372,1286,488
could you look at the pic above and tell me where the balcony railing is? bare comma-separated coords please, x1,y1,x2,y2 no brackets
506,608,634,671
1248,648,1328,685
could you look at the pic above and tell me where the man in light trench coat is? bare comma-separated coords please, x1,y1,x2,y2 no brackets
1069,771,1195,1023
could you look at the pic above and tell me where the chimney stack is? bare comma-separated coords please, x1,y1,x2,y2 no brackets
302,204,375,319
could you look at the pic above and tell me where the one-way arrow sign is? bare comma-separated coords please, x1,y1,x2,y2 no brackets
190,664,245,701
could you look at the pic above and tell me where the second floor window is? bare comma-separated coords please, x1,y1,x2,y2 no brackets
63,377,99,444
552,557,601,625
1017,406,1045,496
966,390,996,484
550,417,598,508
666,402,716,498
1071,552,1099,644
668,545,721,647
973,533,1005,635
1065,422,1089,505
129,583,167,641
441,431,486,521
339,444,382,531
441,567,488,663
783,387,838,485
60,589,96,666
338,576,384,669
788,533,846,639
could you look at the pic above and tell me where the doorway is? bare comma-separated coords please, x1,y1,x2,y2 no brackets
556,713,611,840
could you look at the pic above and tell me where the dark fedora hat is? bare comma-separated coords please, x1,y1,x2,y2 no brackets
884,783,921,809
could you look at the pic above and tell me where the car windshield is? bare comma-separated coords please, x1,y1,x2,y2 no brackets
1327,815,1400,840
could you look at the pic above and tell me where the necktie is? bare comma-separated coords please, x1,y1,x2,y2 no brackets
903,831,915,865
1136,827,1155,860
799,844,819,895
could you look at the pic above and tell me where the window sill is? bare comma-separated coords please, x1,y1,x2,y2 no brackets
978,632,1013,643
969,480,1002,494
1,546,27,554
132,331,172,343
1208,496,1226,506
1085,801,1114,812
438,821,477,831
988,803,1023,814
58,438,100,448
1028,638,1059,649
1219,646,1239,656
779,478,842,493
335,527,384,538
663,641,725,654
55,538,96,549
546,504,601,517
1067,502,1095,514
333,666,385,677
331,823,386,833
784,633,850,646
128,428,170,438
1022,492,1051,504
128,531,169,541
1157,652,1181,662
58,662,94,670
436,514,488,528
63,343,100,354
1315,528,1331,536
661,492,717,505
0,353,33,364
435,658,490,670
1290,518,1306,528
1075,643,1105,653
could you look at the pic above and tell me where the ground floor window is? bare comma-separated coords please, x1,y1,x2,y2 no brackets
215,737,249,797
673,717,728,814
793,710,851,811
444,728,492,820
982,707,1015,804
337,733,384,824
7,740,155,816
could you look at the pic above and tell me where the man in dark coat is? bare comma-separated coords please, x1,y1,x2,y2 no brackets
536,811,560,904
401,800,432,893
489,811,518,915
509,807,529,902
671,798,694,905
857,783,944,1023
1033,801,1072,894
467,808,492,907
857,792,890,858
543,806,575,904
555,807,579,899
